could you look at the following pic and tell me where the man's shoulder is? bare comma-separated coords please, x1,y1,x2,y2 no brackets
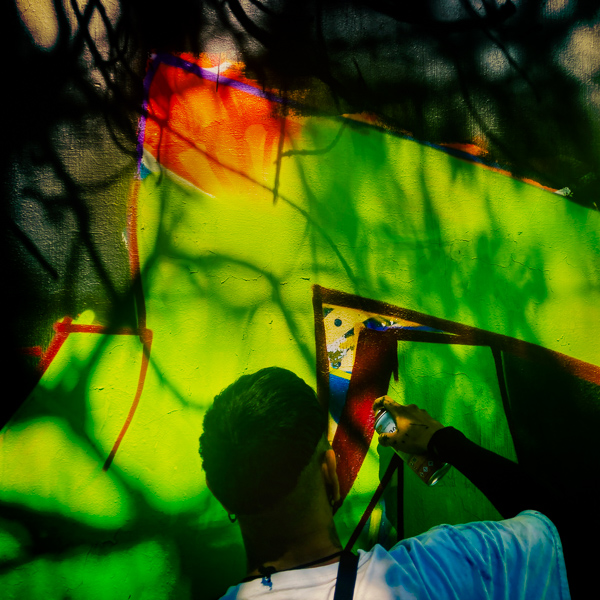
218,513,568,600
387,510,561,556
357,511,569,600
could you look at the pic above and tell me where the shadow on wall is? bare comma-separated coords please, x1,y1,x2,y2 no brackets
4,0,600,413
2,1,600,599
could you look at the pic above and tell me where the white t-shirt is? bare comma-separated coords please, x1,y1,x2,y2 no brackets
220,511,570,599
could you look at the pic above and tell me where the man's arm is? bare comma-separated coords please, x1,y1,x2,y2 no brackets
373,396,585,599
428,426,555,519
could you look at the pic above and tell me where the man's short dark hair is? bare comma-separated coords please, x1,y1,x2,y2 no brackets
199,367,328,515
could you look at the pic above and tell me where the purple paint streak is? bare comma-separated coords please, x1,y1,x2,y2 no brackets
155,52,286,104
136,56,162,176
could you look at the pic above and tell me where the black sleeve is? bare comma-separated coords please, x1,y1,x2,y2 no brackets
427,426,555,520
428,426,585,598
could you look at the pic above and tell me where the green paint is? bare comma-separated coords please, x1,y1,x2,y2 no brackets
2,113,599,598
391,342,515,538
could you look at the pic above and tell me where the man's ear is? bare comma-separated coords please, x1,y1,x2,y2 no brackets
321,448,340,504
205,475,216,501
205,476,231,512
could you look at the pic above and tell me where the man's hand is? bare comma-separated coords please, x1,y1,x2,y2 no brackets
373,395,445,455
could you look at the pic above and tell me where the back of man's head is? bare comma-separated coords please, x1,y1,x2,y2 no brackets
199,367,328,515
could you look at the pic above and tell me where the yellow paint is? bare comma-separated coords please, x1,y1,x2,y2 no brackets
0,418,129,528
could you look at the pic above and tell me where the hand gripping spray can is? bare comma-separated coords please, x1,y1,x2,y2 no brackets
374,408,451,486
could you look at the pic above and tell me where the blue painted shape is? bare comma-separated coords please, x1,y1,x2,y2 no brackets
362,318,445,334
329,372,351,424
139,162,152,180
390,325,445,333
362,318,388,331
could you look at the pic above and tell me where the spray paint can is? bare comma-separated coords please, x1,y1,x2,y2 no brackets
374,409,451,486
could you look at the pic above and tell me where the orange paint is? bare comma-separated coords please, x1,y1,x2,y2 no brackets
144,55,301,198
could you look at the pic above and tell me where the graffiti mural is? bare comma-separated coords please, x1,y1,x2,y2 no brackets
3,2,600,599
314,285,600,546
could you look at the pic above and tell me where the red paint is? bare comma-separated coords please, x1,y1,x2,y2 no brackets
126,180,148,333
20,346,42,356
29,179,153,470
332,328,398,503
143,59,300,199
52,322,140,336
38,316,74,374
314,285,600,504
314,285,600,387
103,329,153,472
102,178,152,469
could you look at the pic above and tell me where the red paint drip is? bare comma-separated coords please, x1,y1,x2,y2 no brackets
103,329,153,471
102,178,152,470
38,316,74,374
31,178,153,471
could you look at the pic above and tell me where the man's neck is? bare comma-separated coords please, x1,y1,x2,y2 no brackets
243,518,343,576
